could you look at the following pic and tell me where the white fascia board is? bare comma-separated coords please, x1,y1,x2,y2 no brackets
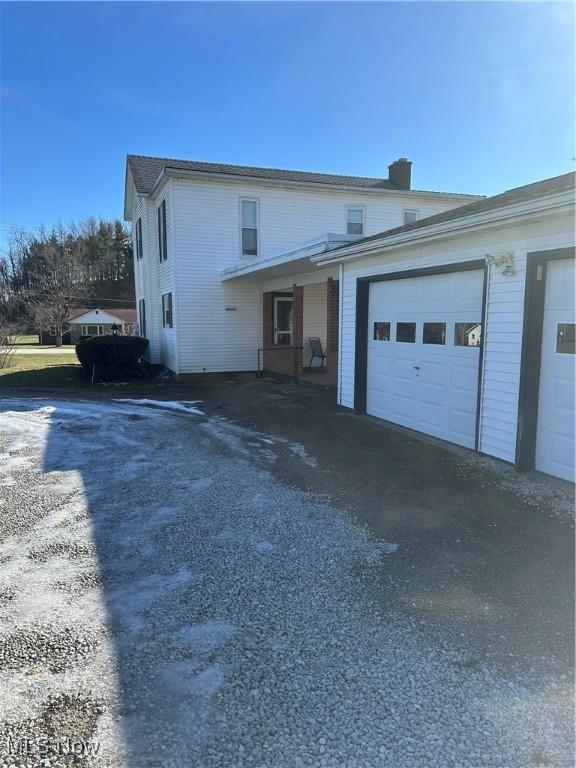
221,234,359,281
150,167,480,203
312,192,575,266
70,310,124,324
124,167,135,221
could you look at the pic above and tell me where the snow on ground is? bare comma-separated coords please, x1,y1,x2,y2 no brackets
113,398,204,415
0,398,572,768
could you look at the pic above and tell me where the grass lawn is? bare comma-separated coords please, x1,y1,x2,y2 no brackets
0,354,85,388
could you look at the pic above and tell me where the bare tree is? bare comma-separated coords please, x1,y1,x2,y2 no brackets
28,224,88,346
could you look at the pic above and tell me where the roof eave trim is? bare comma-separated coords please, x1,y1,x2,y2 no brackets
144,166,479,200
123,165,135,221
312,191,574,265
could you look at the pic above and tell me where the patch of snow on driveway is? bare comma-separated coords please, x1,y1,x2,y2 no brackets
113,398,204,415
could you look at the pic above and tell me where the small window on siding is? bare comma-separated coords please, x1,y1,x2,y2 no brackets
396,322,416,343
162,292,173,328
423,322,446,345
346,208,364,235
403,209,419,225
556,323,575,354
373,322,391,341
135,218,143,260
138,298,146,337
455,323,482,347
241,199,258,256
157,200,168,262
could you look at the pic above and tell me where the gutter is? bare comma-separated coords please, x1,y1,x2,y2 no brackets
312,191,574,266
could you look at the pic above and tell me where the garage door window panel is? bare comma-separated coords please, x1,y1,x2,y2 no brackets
556,323,575,354
455,323,482,347
423,322,446,345
373,322,391,341
396,322,416,343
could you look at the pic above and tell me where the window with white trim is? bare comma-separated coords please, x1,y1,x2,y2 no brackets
346,207,365,235
403,209,419,225
82,324,104,336
241,198,259,256
162,292,173,328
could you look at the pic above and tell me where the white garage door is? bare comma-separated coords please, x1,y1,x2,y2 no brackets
367,269,484,449
535,258,575,482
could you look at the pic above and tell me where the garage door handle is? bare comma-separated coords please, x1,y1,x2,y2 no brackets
413,366,420,370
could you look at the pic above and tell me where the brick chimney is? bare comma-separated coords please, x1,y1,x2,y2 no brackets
388,158,412,190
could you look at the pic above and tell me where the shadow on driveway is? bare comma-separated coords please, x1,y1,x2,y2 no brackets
187,377,576,673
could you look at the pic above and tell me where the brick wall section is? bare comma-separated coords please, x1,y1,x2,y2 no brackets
292,285,304,377
325,278,339,387
263,292,274,345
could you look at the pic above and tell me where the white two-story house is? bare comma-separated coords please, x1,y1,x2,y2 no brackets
124,154,479,385
125,157,575,483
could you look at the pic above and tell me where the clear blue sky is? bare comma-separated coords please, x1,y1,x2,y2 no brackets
1,1,574,249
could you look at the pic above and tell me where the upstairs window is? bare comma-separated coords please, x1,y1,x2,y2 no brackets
403,209,419,225
346,207,364,235
162,293,173,328
158,199,168,261
135,217,143,260
241,199,259,256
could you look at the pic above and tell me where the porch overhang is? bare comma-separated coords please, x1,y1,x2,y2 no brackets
221,233,359,282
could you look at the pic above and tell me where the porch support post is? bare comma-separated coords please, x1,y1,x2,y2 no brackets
263,292,274,345
292,284,304,378
326,277,339,387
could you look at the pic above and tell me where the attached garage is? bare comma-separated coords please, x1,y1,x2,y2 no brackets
519,251,575,483
366,265,484,449
314,172,575,483
535,258,575,481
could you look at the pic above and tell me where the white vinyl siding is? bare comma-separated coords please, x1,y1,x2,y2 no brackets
132,182,177,370
338,211,574,465
131,171,476,375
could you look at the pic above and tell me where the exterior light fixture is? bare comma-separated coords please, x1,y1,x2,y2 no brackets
485,252,515,277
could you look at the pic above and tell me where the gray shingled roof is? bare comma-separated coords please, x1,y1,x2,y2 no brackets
320,172,576,255
126,154,477,197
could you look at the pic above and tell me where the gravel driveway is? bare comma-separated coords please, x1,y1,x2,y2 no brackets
0,397,572,767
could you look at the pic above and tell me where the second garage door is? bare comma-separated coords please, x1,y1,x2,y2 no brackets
366,269,484,449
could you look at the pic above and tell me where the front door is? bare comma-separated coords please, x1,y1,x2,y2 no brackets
274,297,293,345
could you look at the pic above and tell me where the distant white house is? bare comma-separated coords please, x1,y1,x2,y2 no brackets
124,153,575,482
67,308,136,343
